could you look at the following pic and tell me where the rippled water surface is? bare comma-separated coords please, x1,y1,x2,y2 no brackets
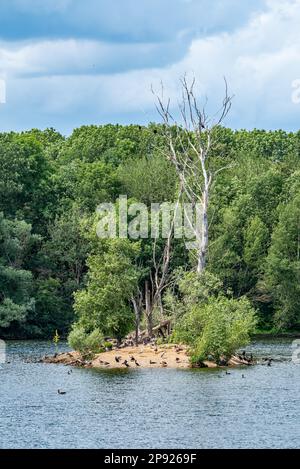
0,339,299,448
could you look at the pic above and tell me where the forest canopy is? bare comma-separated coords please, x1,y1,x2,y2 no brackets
1,124,300,347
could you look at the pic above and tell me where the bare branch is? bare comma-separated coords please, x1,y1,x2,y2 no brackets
153,75,233,274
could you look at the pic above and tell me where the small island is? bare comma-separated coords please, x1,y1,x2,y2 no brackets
44,343,254,369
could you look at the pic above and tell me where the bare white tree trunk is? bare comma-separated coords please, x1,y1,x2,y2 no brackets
197,186,209,274
153,76,233,275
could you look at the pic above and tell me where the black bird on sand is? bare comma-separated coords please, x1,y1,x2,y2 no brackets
134,360,140,367
115,356,121,363
150,360,157,365
123,360,130,367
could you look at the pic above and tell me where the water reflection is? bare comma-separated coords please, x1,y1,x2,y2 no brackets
0,339,299,449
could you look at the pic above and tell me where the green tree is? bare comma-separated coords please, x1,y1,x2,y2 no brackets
0,214,38,330
118,153,177,205
31,208,91,336
0,133,53,231
265,194,300,329
54,159,119,213
73,239,141,342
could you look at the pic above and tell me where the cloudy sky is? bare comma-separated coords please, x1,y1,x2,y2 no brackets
0,0,300,134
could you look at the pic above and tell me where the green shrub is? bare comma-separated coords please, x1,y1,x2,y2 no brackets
68,325,104,358
156,337,165,346
103,341,113,350
164,270,223,321
174,295,257,363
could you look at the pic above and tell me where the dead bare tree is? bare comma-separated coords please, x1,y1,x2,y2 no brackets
152,76,233,274
131,190,183,340
144,188,183,337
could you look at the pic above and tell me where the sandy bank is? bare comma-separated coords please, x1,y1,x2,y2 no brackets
43,344,252,369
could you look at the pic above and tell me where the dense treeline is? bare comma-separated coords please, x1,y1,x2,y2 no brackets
1,125,300,342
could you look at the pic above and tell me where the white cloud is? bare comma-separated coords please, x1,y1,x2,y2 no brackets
0,38,190,77
1,0,300,132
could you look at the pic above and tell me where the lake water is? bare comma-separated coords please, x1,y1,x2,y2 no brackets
0,339,299,449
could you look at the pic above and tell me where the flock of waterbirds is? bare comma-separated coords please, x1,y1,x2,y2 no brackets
56,350,273,395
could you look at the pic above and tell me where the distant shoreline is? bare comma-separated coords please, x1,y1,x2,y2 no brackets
253,332,300,339
2,332,300,343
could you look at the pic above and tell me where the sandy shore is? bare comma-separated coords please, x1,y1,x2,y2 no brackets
43,344,252,369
